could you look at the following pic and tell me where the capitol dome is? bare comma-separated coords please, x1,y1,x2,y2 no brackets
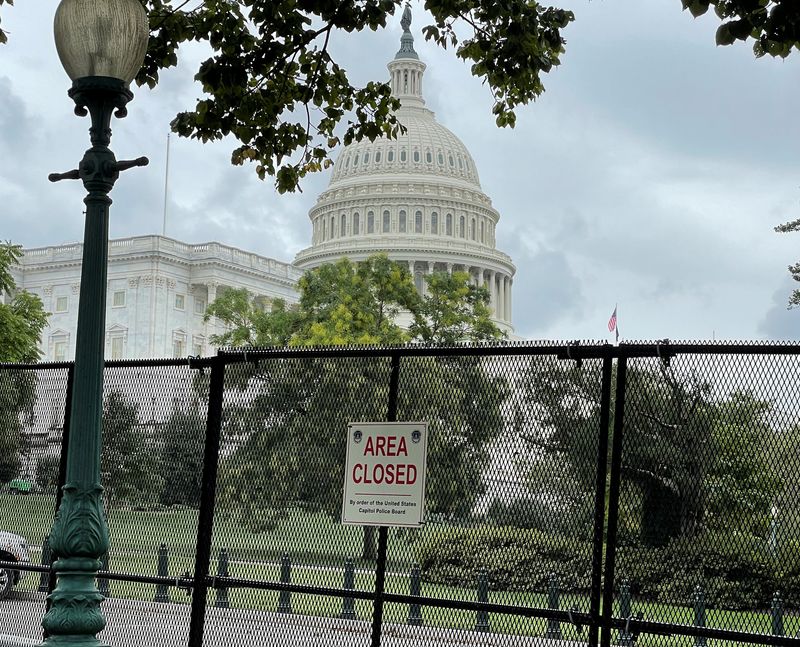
294,9,516,332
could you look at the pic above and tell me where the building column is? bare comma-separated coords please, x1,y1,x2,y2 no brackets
507,278,513,324
488,271,496,315
499,274,506,322
426,262,434,297
206,281,218,347
446,263,453,275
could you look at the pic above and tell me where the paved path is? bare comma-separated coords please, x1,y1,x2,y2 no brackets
1,590,586,647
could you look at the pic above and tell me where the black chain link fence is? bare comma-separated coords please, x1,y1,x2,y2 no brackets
1,343,799,647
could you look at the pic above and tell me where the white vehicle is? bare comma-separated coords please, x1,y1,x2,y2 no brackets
0,532,30,600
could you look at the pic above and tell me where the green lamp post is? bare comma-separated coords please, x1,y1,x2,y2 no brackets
43,1,149,645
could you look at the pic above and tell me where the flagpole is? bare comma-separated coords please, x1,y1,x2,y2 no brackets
162,132,170,237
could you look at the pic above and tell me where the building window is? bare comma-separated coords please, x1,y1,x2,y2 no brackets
446,213,453,236
459,215,465,238
330,216,335,238
367,211,375,234
431,212,439,235
54,340,67,362
353,212,360,235
112,290,126,308
383,210,390,233
480,220,485,243
375,150,381,163
413,150,420,163
364,151,370,164
173,333,186,358
322,218,327,240
426,150,432,164
437,151,444,166
415,210,422,233
399,210,406,233
400,149,407,162
449,154,455,168
110,336,124,360
353,153,359,166
471,218,476,240
194,298,206,315
387,150,394,162
341,213,347,237
175,294,185,310
192,336,204,357
55,296,68,313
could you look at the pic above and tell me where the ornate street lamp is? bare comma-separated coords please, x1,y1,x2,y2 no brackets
44,1,149,645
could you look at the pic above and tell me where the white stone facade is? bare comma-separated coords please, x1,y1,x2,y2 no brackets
12,235,301,362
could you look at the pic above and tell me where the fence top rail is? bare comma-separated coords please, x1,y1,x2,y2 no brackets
2,340,800,371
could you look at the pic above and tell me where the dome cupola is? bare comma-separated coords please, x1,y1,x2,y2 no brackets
294,9,516,333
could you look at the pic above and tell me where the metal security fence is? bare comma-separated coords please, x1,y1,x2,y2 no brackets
1,343,799,647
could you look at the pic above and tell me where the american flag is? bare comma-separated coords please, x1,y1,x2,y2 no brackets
608,306,619,342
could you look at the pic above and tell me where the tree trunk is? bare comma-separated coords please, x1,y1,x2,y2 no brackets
361,526,376,561
640,482,682,547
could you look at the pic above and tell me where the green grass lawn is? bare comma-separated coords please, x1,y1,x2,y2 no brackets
4,494,796,645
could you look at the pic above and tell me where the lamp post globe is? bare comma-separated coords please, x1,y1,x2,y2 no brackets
43,2,149,646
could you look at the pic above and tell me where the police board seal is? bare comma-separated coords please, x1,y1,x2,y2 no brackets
411,429,421,443
353,429,363,443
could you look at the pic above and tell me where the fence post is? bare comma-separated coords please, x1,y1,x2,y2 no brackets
215,549,229,609
475,569,490,633
98,552,110,598
38,536,51,593
616,580,634,647
601,355,629,647
407,563,422,626
771,591,784,637
545,572,562,640
188,354,226,647
154,543,170,603
277,554,292,614
340,558,356,620
692,585,707,647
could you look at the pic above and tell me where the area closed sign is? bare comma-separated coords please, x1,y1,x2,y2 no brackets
342,422,428,527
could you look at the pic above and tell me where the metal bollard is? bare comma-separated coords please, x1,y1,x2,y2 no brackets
475,569,490,632
215,548,229,609
98,552,110,598
616,579,634,647
407,563,422,626
340,558,356,620
37,535,51,593
154,543,171,603
545,572,562,640
771,591,784,637
693,585,707,647
277,554,292,614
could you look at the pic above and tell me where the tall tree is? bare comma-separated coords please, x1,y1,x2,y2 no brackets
101,390,161,508
774,218,800,307
159,405,206,507
515,358,781,547
0,241,48,483
210,254,507,559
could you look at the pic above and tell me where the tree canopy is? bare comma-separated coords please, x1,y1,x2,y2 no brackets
205,255,507,558
515,357,781,548
3,1,796,192
0,241,48,483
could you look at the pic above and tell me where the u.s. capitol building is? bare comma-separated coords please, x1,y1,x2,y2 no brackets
11,17,516,362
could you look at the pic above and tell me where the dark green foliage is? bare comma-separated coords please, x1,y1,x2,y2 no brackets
516,359,780,548
617,532,800,610
159,407,205,507
417,525,800,610
35,454,60,494
414,526,591,593
101,391,162,508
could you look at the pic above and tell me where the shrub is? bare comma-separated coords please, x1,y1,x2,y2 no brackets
414,526,591,593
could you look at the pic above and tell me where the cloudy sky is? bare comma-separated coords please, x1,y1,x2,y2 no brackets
1,0,798,342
